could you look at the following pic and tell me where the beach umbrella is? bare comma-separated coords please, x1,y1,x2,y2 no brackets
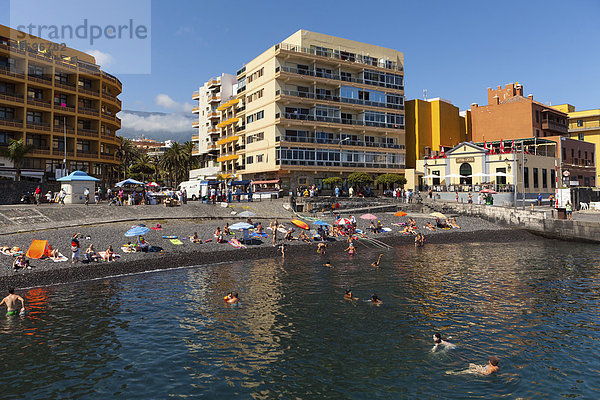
229,222,254,230
468,172,490,178
335,218,352,225
313,220,331,226
429,212,447,219
238,211,256,218
394,211,408,217
291,219,310,230
360,213,377,220
146,182,160,187
480,189,498,194
125,226,150,237
491,172,511,177
442,174,462,179
116,178,145,187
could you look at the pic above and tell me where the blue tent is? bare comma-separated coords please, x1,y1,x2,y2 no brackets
116,178,145,187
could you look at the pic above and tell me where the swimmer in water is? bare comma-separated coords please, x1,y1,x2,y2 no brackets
324,261,333,268
344,289,358,300
317,242,328,254
224,292,239,304
371,254,383,267
370,294,382,305
1,288,25,316
344,243,356,256
447,356,499,375
431,332,455,352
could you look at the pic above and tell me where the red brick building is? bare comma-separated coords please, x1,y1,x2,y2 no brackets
470,83,595,187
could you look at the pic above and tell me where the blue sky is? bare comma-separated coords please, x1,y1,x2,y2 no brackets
2,0,599,138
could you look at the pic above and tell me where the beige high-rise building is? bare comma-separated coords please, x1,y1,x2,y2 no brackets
216,30,406,191
190,73,237,180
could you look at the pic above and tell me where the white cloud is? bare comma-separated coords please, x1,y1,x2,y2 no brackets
155,94,194,113
86,50,114,68
118,111,195,133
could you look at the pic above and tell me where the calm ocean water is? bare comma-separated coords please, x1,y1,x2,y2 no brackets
2,239,600,399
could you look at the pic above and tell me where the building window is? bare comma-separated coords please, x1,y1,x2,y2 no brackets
27,111,43,123
28,64,44,78
27,87,43,100
577,119,583,127
257,154,263,163
78,78,92,89
256,110,264,120
578,133,585,141
536,129,540,137
0,106,15,120
542,169,548,188
524,167,529,188
245,155,253,164
535,110,539,123
571,149,574,158
55,71,69,84
551,169,556,188
533,168,539,188
54,93,68,106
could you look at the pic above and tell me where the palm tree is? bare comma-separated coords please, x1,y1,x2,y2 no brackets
131,154,155,182
115,138,140,180
0,138,33,181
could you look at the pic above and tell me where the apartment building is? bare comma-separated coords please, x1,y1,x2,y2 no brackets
190,73,237,180
0,25,121,182
470,83,594,187
405,97,469,168
217,30,406,191
552,104,599,187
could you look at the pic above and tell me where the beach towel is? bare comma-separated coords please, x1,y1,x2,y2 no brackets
26,240,49,259
150,227,163,231
277,227,288,234
162,235,178,239
51,253,68,262
98,251,120,261
381,228,392,233
250,232,268,238
121,246,136,253
229,239,246,249
170,239,183,245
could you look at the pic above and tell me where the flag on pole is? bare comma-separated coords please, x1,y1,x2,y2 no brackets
499,139,505,153
440,145,446,158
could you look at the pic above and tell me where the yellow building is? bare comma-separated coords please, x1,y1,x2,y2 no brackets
405,97,468,169
552,104,600,186
0,25,121,182
216,29,406,191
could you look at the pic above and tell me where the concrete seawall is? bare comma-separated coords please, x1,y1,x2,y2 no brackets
428,201,600,243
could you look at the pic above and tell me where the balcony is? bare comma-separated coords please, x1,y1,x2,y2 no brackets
207,95,220,103
207,78,220,88
278,134,404,150
277,65,404,91
101,133,116,140
101,112,116,122
0,66,25,80
26,121,51,131
77,150,99,158
275,42,403,72
78,106,99,116
54,81,76,91
192,107,200,114
54,103,75,113
192,135,200,141
27,97,52,109
100,153,115,160
277,112,404,130
0,118,23,128
77,127,99,137
192,90,200,100
27,74,52,86
53,125,75,135
277,89,404,110
542,120,568,134
78,86,100,97
0,92,24,104
236,66,246,76
207,127,219,135
192,121,200,128
207,111,219,119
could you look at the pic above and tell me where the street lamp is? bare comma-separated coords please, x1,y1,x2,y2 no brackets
339,136,350,168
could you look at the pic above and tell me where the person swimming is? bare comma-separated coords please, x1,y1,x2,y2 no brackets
324,261,333,268
344,289,358,300
447,356,499,375
344,243,356,256
370,294,382,304
371,254,383,267
431,332,455,352
224,292,239,304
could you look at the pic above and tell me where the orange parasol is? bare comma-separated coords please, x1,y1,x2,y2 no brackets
394,211,408,217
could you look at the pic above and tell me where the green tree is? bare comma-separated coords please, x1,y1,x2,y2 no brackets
0,138,33,181
347,172,373,188
129,154,155,182
323,177,343,187
115,138,140,180
159,142,188,187
375,173,407,188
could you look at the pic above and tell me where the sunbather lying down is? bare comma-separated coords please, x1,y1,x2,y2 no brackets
1,246,22,256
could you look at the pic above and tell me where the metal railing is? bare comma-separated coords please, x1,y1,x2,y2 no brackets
278,158,404,169
277,65,405,91
278,88,403,110
278,112,403,129
0,92,24,103
279,135,404,149
275,43,403,72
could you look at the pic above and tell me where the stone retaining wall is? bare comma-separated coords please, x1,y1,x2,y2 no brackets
428,201,600,243
0,182,61,205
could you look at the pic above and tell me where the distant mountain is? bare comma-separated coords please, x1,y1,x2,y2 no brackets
117,109,196,143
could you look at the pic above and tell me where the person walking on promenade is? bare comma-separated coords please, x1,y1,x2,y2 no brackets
537,193,542,206
58,188,66,205
34,186,41,205
71,233,81,263
1,288,25,316
83,187,90,206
